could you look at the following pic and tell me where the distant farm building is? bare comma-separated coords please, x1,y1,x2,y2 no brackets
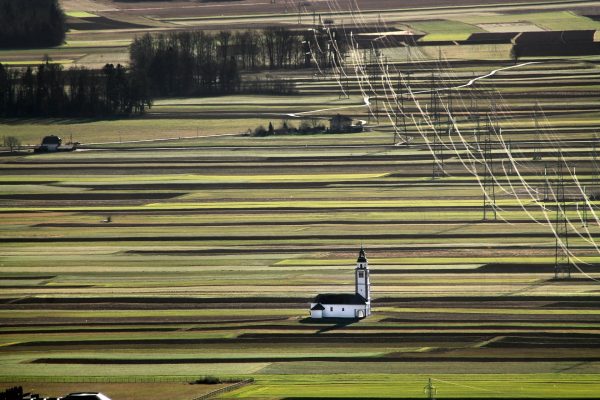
34,135,77,153
330,114,362,133
37,135,61,152
310,247,371,319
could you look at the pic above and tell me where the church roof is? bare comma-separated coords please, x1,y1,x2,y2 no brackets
314,293,367,305
310,303,325,310
357,247,367,263
42,135,61,145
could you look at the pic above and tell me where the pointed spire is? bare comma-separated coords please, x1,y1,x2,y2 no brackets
357,245,367,263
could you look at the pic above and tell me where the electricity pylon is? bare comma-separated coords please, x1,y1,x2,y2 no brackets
554,154,571,279
532,106,542,161
431,73,445,179
424,378,437,400
482,112,497,221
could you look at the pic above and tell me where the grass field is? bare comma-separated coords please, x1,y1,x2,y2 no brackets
408,20,484,41
2,103,600,396
1,1,600,398
458,11,600,32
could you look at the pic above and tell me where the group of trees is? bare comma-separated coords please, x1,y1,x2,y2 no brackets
130,31,241,97
0,0,66,48
129,27,347,97
0,22,348,117
0,386,23,400
251,119,328,137
0,61,152,117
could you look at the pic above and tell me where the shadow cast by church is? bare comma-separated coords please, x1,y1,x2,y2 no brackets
299,317,359,334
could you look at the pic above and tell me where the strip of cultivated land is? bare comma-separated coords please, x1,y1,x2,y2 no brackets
2,57,600,397
3,58,600,144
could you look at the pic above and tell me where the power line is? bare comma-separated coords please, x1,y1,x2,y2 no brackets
554,152,571,279
482,107,497,221
532,105,542,161
431,72,445,179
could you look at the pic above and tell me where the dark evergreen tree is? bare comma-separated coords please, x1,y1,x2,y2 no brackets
0,61,152,117
0,0,66,48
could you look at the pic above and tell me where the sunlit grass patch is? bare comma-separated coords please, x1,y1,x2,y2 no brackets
0,60,74,66
226,373,600,398
65,11,99,18
409,20,484,42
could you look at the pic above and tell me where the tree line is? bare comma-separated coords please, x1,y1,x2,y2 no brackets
130,28,347,97
0,27,347,117
0,61,152,117
0,0,66,48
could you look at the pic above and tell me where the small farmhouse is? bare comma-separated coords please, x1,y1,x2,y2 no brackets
329,114,364,133
310,247,371,319
329,114,353,133
40,135,61,151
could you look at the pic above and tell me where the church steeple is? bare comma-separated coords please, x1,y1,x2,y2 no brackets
355,246,370,301
357,246,367,263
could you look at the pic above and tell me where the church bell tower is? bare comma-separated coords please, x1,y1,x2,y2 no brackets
355,246,370,301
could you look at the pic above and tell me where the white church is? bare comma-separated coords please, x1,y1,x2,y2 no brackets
309,247,371,319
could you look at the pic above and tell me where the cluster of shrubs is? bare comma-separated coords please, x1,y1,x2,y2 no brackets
250,120,328,137
191,376,254,385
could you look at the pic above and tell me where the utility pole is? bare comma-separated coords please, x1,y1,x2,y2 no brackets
447,87,454,138
593,136,599,191
554,153,571,279
582,186,588,228
367,47,379,125
395,71,411,145
471,89,481,151
338,52,349,100
424,378,437,400
395,70,402,145
404,71,411,143
431,72,445,179
532,106,542,161
541,163,549,202
483,112,497,221
508,140,514,175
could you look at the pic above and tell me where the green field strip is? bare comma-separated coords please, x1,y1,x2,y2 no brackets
224,373,600,398
153,0,591,22
0,60,75,66
0,362,268,378
0,118,267,144
65,11,98,18
457,10,600,31
0,210,591,224
0,309,299,319
410,20,484,42
143,198,534,210
62,40,132,48
5,321,598,334
380,307,600,315
275,256,600,266
0,173,388,184
5,222,593,239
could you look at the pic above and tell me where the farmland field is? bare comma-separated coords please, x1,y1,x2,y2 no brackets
2,0,600,399
2,0,599,66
